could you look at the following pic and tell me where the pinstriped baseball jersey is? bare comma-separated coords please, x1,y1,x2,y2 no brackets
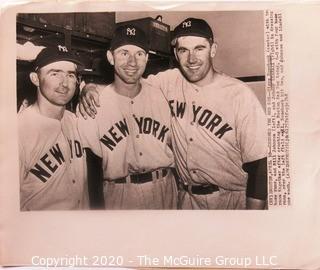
77,81,177,209
145,68,267,209
19,106,89,210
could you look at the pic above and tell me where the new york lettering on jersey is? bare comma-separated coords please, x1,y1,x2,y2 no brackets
99,116,170,151
19,107,88,210
168,99,233,139
30,139,83,182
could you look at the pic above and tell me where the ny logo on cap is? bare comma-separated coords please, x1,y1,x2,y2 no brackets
58,45,68,52
182,20,192,28
126,27,136,36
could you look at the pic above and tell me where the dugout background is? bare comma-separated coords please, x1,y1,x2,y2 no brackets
17,11,265,111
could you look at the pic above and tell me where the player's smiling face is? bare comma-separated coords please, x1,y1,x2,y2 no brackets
107,44,148,84
33,61,78,106
174,36,216,86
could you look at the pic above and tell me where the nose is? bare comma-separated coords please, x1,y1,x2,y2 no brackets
60,73,69,87
187,51,197,64
127,53,137,66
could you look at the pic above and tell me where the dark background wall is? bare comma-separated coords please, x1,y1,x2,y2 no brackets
116,11,266,109
17,11,265,110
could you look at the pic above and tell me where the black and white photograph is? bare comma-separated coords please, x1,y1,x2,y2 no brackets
16,10,268,211
1,1,320,269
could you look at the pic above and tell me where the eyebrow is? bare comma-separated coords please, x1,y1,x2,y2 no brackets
116,49,146,54
46,69,76,74
194,45,207,49
177,44,207,51
177,46,188,51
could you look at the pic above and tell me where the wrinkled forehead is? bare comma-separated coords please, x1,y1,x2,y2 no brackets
39,61,78,72
175,36,212,48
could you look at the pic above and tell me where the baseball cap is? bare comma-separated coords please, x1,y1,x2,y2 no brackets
34,45,84,71
110,24,150,52
171,18,214,46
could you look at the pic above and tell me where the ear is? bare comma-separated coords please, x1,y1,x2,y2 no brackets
210,43,217,58
106,50,114,66
29,72,40,87
173,47,178,61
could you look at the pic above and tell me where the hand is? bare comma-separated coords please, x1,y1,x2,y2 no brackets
77,83,101,119
246,197,266,210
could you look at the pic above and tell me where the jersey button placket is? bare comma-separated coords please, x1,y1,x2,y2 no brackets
186,90,199,179
186,105,194,175
192,169,198,181
131,98,143,166
137,150,144,163
130,99,139,140
186,131,197,179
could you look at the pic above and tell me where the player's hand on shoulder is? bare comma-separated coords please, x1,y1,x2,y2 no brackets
78,83,105,119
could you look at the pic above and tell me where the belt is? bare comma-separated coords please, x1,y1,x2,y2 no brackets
181,183,219,195
107,168,168,184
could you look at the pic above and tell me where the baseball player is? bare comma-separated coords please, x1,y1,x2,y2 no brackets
19,45,89,210
77,24,177,209
76,18,268,210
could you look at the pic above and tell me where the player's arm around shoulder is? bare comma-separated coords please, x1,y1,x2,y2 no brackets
143,68,181,98
77,81,107,119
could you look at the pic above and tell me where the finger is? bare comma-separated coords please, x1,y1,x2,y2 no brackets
84,93,96,115
78,102,87,120
89,96,97,114
92,91,100,107
82,97,95,119
83,98,96,119
76,103,85,119
75,104,80,118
